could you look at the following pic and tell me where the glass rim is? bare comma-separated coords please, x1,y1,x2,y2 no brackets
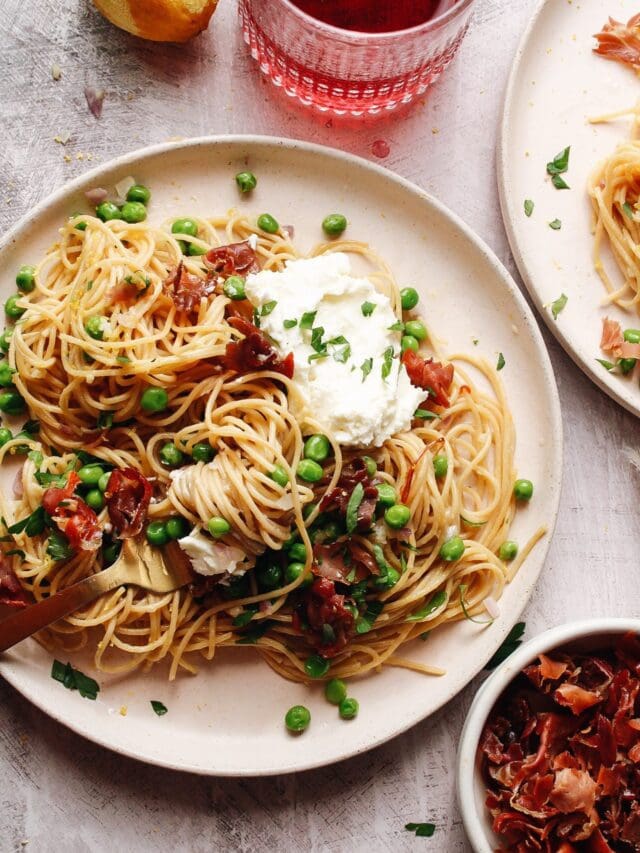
277,0,475,39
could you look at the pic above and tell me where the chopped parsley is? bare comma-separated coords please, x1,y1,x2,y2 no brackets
283,318,297,329
546,146,570,177
116,355,131,365
381,346,394,379
97,411,114,429
406,590,447,622
346,483,364,534
360,357,373,381
387,321,404,332
623,202,635,219
261,300,277,317
327,335,351,364
28,449,44,467
549,219,562,230
496,352,505,371
596,358,616,371
237,619,273,645
459,583,493,624
485,622,526,670
524,199,534,217
405,823,436,838
551,292,568,319
150,700,168,716
8,505,46,536
232,605,258,627
414,408,438,420
361,301,376,317
310,326,326,353
46,530,73,562
551,174,570,190
51,660,100,700
299,310,317,330
355,601,383,634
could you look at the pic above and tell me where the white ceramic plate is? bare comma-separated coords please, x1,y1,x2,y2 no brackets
499,0,640,416
0,137,561,776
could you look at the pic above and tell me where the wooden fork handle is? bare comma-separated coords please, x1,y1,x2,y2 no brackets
0,564,125,653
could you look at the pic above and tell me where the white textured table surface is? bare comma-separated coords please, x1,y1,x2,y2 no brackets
2,1,640,850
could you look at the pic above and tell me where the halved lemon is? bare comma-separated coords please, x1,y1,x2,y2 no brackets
93,0,219,43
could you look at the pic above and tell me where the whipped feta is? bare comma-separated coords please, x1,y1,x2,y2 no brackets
244,253,424,447
178,527,246,577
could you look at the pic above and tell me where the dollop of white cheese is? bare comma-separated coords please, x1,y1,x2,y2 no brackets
244,253,424,447
178,527,246,577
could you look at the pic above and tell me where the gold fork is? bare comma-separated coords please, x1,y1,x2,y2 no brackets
0,536,194,653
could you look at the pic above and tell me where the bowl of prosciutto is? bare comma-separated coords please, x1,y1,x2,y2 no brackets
456,619,640,852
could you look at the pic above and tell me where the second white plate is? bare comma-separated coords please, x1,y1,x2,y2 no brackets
499,0,640,416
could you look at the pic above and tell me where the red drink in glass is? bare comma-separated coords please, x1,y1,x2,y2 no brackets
239,0,474,116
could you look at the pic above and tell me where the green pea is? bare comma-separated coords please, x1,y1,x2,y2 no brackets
0,427,12,447
297,459,323,483
126,184,151,204
375,567,400,589
269,464,289,488
339,697,359,720
400,287,419,311
177,240,188,255
304,654,329,679
159,442,183,467
5,295,25,319
433,454,448,478
376,483,396,507
141,387,169,413
401,335,420,354
619,358,636,375
235,171,257,193
146,520,169,546
325,678,347,705
192,442,215,463
74,220,87,231
186,242,207,256
624,328,640,344
363,455,377,477
513,478,534,501
302,502,317,520
16,265,36,293
84,315,104,340
499,540,518,561
284,561,306,584
77,464,104,485
98,471,111,492
439,535,465,562
322,213,347,237
0,328,13,353
284,704,310,733
257,561,282,590
314,521,341,544
384,503,411,529
257,213,279,234
166,516,190,540
288,542,307,563
102,540,121,566
0,391,25,414
304,434,330,463
171,218,198,237
96,201,121,222
85,489,104,511
223,275,246,301
208,516,231,538
0,363,15,387
404,319,427,341
120,201,147,224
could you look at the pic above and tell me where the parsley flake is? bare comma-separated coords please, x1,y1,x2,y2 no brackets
551,174,570,190
387,321,405,332
596,358,616,371
496,352,505,371
346,483,364,534
361,301,376,317
46,530,73,562
549,219,562,230
406,590,447,622
261,300,277,317
283,318,297,329
551,293,568,319
360,357,373,381
546,146,570,176
355,601,383,634
381,346,394,380
623,202,636,220
51,660,100,700
524,199,534,217
405,823,436,838
299,311,317,330
485,622,526,670
150,700,168,716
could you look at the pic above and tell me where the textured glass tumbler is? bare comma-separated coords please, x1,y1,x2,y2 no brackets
238,0,475,116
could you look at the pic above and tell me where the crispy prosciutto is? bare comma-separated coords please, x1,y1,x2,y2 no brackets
319,457,378,532
163,261,216,313
601,317,640,360
312,539,379,583
104,468,152,539
401,350,454,407
594,14,640,72
42,472,102,552
0,555,29,608
203,241,259,278
480,634,640,851
223,317,294,379
292,577,355,658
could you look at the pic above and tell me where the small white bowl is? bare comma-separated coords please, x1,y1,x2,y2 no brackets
456,618,640,852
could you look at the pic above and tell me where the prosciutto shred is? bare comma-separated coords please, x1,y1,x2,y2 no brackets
292,577,355,658
319,457,378,532
104,468,152,539
42,472,102,552
401,350,454,407
594,13,640,72
223,317,294,379
480,634,640,851
0,555,29,608
203,241,259,278
163,261,216,313
312,539,379,583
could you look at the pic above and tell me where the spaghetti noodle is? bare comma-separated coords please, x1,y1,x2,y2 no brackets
0,200,537,684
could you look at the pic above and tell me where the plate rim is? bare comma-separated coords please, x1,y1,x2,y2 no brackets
497,0,640,419
0,134,563,776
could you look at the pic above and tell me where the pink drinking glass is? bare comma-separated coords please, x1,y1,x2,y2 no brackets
238,0,475,116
